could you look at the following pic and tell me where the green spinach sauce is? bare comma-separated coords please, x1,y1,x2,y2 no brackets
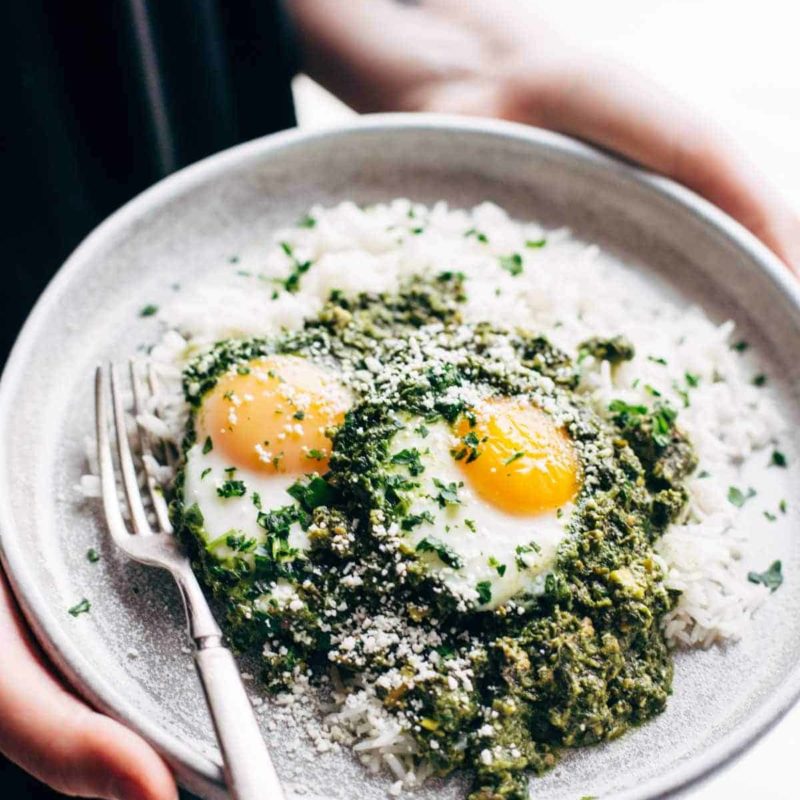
172,276,696,799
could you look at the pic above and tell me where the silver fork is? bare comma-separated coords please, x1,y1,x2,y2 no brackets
95,361,285,800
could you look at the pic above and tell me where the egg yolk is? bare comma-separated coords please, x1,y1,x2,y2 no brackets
453,398,580,515
198,356,350,474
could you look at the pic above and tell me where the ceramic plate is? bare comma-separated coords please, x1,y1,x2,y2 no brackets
2,115,800,800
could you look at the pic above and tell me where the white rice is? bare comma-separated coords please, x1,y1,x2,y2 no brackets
82,198,789,787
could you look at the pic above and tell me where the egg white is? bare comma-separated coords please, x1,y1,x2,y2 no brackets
182,442,310,561
389,420,572,609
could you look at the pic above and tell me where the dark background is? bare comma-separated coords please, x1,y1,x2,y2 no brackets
1,0,298,796
0,765,197,800
0,0,297,364
1,765,61,800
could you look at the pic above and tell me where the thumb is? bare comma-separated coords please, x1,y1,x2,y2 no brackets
0,572,177,800
28,705,179,800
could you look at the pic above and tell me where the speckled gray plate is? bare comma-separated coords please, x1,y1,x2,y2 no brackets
2,115,800,800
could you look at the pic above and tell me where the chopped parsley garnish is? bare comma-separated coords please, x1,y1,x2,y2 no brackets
391,448,425,476
644,384,661,397
279,241,314,293
252,492,262,509
306,449,327,461
504,451,525,466
382,473,418,506
608,399,648,422
283,260,313,293
139,304,158,317
297,214,316,228
475,581,493,604
464,519,477,532
488,556,507,577
434,643,455,659
732,340,749,352
401,510,435,531
780,499,788,514
764,510,777,522
464,227,488,243
287,476,335,511
432,478,461,507
499,253,523,277
225,533,257,552
672,381,690,408
86,548,100,563
610,399,677,448
436,271,467,289
525,238,547,249
202,436,213,454
752,374,767,387
728,485,756,508
252,507,304,572
685,372,700,387
647,356,667,366
697,470,710,478
770,450,787,468
651,403,678,447
416,537,463,569
68,598,91,617
217,480,246,498
452,431,482,463
255,505,296,537
747,560,783,592
293,409,305,420
200,468,211,479
578,336,635,365
514,542,541,569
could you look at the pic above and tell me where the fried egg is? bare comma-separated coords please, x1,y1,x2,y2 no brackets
391,398,581,609
182,355,351,559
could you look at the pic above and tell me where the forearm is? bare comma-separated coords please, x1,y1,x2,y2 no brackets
286,0,560,115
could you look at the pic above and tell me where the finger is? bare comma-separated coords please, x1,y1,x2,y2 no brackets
501,55,800,271
0,572,177,800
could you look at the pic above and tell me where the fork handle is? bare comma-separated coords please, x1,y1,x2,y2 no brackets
194,642,285,800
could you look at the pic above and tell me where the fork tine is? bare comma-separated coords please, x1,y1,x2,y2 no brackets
130,359,174,533
146,363,178,470
95,366,133,546
109,362,152,535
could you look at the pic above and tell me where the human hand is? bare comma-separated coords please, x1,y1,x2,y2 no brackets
0,570,177,800
290,0,800,271
448,40,800,272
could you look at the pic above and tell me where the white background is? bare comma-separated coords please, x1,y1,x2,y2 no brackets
292,2,799,796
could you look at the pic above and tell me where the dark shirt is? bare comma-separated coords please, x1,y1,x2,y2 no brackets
1,4,296,791
0,0,298,361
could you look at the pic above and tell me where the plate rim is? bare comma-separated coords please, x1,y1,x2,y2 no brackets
1,112,798,799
